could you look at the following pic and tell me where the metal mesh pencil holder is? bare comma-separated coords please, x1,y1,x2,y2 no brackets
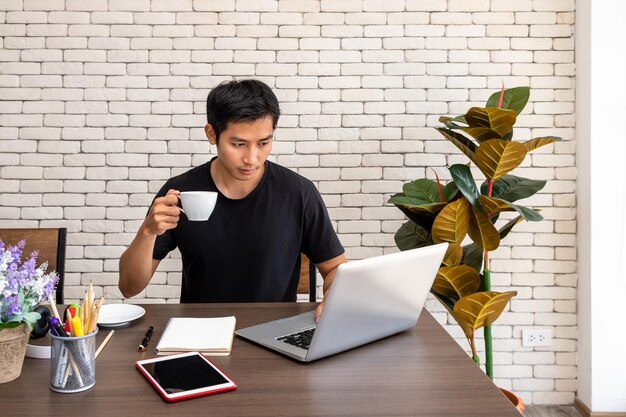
49,328,98,393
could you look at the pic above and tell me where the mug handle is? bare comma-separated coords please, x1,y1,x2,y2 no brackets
176,195,186,215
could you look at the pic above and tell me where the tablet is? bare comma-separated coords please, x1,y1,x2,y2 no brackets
136,352,237,402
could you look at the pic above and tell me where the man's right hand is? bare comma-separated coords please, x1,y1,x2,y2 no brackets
142,189,181,236
119,189,180,298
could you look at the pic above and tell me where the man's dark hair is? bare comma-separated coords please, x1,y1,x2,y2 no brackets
206,79,280,142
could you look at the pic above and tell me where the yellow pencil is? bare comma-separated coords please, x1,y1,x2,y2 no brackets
95,330,114,359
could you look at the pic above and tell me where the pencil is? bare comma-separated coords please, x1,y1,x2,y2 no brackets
48,295,61,320
95,330,114,359
89,295,106,334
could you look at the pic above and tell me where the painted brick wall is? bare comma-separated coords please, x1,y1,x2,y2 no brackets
0,0,576,405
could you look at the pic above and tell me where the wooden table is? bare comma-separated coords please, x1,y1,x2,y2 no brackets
6,303,520,416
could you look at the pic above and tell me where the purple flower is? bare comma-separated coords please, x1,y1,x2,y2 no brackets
0,239,59,330
4,295,21,317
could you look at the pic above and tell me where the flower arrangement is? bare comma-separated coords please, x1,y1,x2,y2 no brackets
0,239,59,331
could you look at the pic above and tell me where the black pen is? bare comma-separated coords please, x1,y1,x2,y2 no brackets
137,326,154,352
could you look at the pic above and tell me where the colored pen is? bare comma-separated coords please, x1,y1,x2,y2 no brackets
71,316,84,337
49,317,68,337
64,304,80,334
137,326,154,352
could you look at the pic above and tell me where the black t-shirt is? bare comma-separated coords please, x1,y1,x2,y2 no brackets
152,158,345,303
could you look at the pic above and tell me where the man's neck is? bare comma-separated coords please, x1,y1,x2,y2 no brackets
210,159,266,200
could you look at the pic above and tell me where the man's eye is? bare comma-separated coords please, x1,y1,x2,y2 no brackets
260,141,270,147
233,143,245,148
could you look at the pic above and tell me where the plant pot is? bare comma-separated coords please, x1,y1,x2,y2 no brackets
499,388,525,414
0,323,30,383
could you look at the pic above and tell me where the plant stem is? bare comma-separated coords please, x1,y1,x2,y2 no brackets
483,177,494,379
483,267,493,379
468,333,480,365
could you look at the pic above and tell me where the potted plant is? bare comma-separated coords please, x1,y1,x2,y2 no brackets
388,87,560,410
0,239,59,383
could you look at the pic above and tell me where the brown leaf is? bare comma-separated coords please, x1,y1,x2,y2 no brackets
475,139,527,180
464,107,517,137
432,198,470,244
442,243,463,266
433,265,481,300
468,207,500,252
452,291,517,338
523,136,562,153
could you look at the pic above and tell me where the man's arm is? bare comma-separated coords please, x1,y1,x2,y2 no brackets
313,253,347,322
118,190,181,298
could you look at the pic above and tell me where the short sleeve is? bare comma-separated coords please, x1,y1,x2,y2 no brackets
300,184,344,264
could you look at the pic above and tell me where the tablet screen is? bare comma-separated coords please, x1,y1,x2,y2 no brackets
141,354,229,393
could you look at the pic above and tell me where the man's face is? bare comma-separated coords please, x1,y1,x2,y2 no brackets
205,117,274,183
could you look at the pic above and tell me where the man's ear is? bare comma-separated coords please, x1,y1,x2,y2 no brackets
205,124,217,145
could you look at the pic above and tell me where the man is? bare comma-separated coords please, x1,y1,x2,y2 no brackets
119,79,346,320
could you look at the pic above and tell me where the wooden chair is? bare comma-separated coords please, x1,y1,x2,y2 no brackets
0,228,67,304
298,253,317,302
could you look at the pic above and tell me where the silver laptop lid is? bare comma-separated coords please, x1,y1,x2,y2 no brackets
306,243,447,361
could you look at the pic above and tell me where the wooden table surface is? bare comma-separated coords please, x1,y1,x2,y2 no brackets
6,303,520,417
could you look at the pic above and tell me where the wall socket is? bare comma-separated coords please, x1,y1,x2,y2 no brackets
522,329,552,347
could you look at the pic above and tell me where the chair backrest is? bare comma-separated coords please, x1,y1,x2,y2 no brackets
298,253,317,302
0,228,67,304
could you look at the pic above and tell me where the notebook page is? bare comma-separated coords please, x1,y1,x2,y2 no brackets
156,316,236,352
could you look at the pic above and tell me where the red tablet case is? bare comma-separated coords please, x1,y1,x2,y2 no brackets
136,353,237,403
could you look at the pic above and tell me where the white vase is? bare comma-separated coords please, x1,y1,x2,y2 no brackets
0,323,30,383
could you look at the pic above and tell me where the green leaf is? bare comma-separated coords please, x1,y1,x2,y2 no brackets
449,164,486,216
480,174,546,203
512,204,543,221
402,179,441,203
394,220,433,251
498,215,524,240
442,182,459,202
486,87,530,115
394,205,438,232
461,243,483,273
432,291,457,313
388,195,444,210
0,322,23,330
435,128,477,163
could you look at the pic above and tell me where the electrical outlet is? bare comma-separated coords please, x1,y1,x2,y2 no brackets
522,329,552,347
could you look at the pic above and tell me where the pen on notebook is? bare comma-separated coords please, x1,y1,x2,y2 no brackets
137,326,154,352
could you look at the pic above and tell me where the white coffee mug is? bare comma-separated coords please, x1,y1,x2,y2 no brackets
179,191,218,221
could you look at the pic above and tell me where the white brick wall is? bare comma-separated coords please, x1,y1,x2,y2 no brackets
0,0,576,405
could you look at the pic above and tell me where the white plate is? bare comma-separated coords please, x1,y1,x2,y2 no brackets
98,304,145,328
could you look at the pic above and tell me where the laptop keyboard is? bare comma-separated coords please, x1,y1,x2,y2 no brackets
276,328,316,350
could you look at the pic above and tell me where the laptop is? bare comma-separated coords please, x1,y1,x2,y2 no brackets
235,243,448,362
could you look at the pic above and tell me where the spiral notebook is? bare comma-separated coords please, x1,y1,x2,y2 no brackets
155,316,236,356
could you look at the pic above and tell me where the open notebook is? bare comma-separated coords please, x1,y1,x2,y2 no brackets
155,316,236,356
